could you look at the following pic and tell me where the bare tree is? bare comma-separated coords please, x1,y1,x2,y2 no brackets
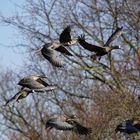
0,0,140,139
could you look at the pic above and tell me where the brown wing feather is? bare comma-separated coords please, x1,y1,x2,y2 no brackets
66,119,92,135
74,122,92,135
41,44,65,67
78,35,104,52
46,118,74,131
55,45,72,56
104,27,123,46
36,79,49,87
5,89,31,105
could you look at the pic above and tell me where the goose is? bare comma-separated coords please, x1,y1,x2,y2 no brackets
41,43,67,67
115,119,140,134
41,26,77,67
78,27,123,60
18,75,56,92
4,88,32,105
45,115,92,135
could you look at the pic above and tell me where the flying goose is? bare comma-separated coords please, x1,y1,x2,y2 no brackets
59,25,77,46
4,88,32,105
18,75,56,92
45,115,92,135
78,27,123,60
41,43,66,67
115,119,140,134
41,26,77,67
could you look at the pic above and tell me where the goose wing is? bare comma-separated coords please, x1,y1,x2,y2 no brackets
78,35,104,52
115,120,139,134
133,123,140,130
104,27,123,46
5,90,31,105
66,120,92,135
41,44,65,67
18,78,45,89
35,79,57,92
33,86,57,92
55,45,72,56
36,79,49,87
46,118,74,130
59,26,71,44
5,92,23,105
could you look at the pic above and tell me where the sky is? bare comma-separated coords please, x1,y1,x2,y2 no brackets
0,0,25,71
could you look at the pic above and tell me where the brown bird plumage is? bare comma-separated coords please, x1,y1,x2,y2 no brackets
4,88,32,105
41,26,77,67
45,115,92,135
41,43,65,67
18,75,56,92
78,27,123,59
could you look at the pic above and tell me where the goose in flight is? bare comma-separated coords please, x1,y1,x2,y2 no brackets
4,88,32,106
78,27,123,60
18,75,56,92
45,114,92,135
115,119,140,134
41,43,67,67
41,26,77,67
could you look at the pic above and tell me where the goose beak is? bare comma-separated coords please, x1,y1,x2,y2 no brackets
118,45,121,49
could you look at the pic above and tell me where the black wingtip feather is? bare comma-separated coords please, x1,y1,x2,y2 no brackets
76,125,92,135
78,35,85,41
59,26,72,44
73,121,92,135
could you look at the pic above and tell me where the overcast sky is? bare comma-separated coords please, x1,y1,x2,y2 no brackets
0,0,26,71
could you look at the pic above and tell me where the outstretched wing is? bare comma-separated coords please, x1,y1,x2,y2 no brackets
36,79,49,87
59,26,71,44
133,123,140,130
33,86,57,92
78,35,104,52
41,44,65,67
18,78,46,89
115,120,139,134
4,90,31,105
104,27,123,46
5,93,20,105
67,120,92,135
46,118,74,130
55,45,73,56
75,123,92,135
